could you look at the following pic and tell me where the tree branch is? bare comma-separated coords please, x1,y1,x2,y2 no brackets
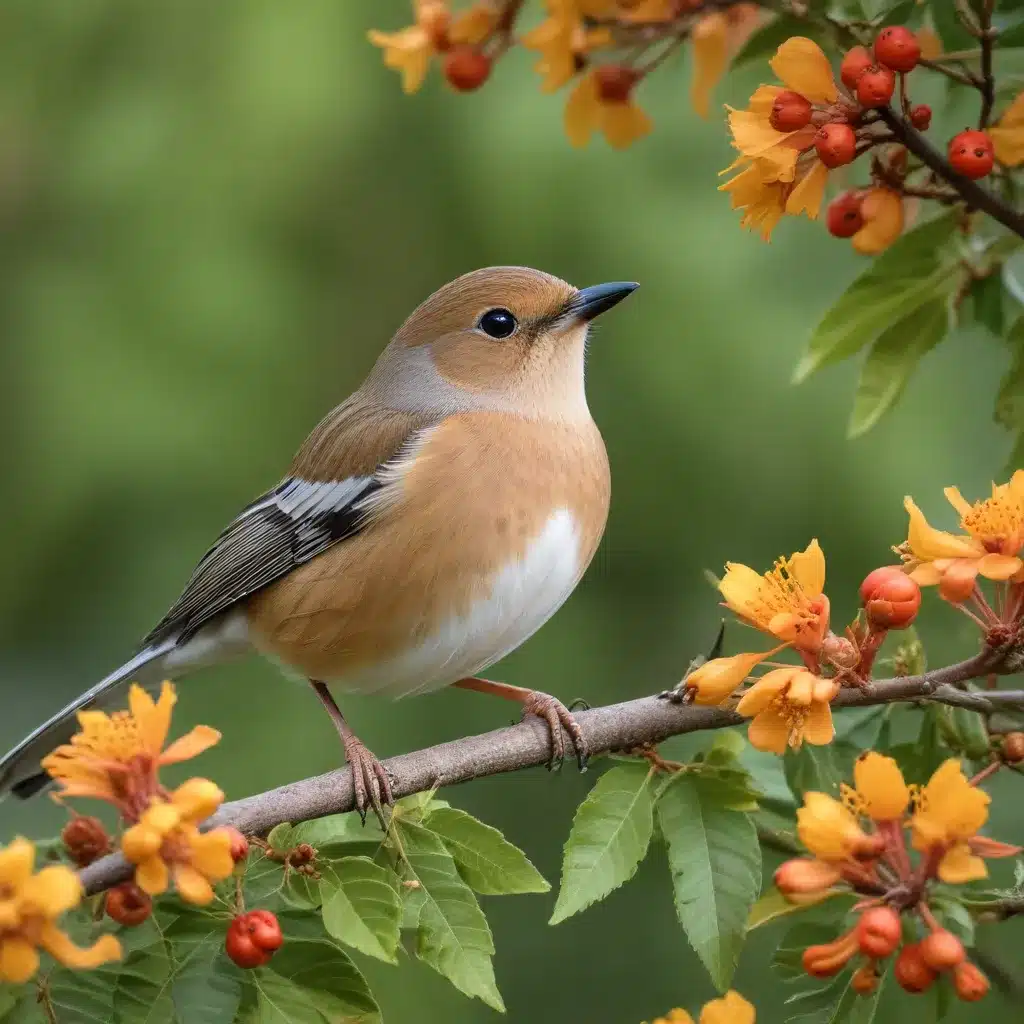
78,651,1001,896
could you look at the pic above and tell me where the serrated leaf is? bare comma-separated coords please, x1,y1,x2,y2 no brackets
265,824,294,853
784,744,845,801
106,922,174,1024
394,820,503,1011
291,814,384,852
657,774,762,991
747,887,852,930
43,969,116,1024
550,762,655,925
847,299,948,437
258,939,379,1024
165,911,245,1024
794,215,958,383
243,852,288,909
319,856,402,963
426,807,550,895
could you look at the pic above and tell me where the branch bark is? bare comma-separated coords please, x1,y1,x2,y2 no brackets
79,651,1007,896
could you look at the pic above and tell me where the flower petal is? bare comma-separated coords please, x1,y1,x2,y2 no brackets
785,161,829,220
159,725,222,766
189,830,235,881
39,925,121,970
977,553,1023,580
173,865,215,906
18,866,82,918
852,188,904,254
853,752,909,820
718,562,765,620
602,101,653,150
135,856,170,896
564,72,599,148
687,650,777,705
746,706,790,754
0,938,39,984
701,991,756,1024
937,843,988,884
770,37,836,103
0,837,35,891
904,497,982,560
802,700,834,747
170,778,225,823
737,667,799,716
690,13,729,119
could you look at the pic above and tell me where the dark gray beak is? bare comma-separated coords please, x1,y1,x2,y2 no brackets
571,281,639,322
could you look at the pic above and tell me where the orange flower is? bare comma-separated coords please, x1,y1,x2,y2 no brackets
689,5,762,119
0,837,121,983
797,792,874,863
844,752,910,821
683,649,781,705
990,91,1024,166
564,67,652,149
899,473,1024,595
851,187,904,254
41,682,220,819
121,779,235,905
653,991,756,1024
736,666,837,753
522,0,614,92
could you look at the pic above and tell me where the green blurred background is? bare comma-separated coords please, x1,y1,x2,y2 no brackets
0,1,1021,1020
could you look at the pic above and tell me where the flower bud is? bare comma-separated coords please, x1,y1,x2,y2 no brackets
953,961,989,1002
851,963,879,995
770,90,813,132
938,567,977,604
803,931,858,978
595,65,640,103
840,46,874,90
1002,732,1024,763
910,104,932,131
873,26,921,73
826,191,865,238
948,129,994,180
860,567,921,630
856,66,896,107
821,633,859,669
61,816,111,867
920,929,966,972
894,943,937,993
774,858,842,896
856,906,902,959
815,123,857,168
105,882,152,927
443,47,491,92
222,827,249,864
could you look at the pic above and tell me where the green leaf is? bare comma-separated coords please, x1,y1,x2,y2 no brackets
291,813,385,852
930,892,976,945
847,299,948,438
319,856,402,963
891,704,951,784
0,989,18,1020
730,14,824,68
43,970,116,1024
931,0,976,50
970,273,1006,337
108,922,175,1024
657,774,762,991
784,744,845,802
995,330,1024,430
258,938,380,1024
550,762,656,925
265,824,295,854
165,910,245,1024
243,852,288,909
747,888,853,930
394,820,503,1012
425,806,550,895
794,215,958,383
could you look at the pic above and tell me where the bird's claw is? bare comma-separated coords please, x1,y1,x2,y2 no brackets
346,740,395,830
520,691,589,772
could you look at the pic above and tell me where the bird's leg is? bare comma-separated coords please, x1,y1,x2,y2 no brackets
452,677,588,772
310,680,393,827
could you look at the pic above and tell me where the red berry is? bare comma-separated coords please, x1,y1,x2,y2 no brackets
1003,731,1024,763
815,123,857,168
841,46,874,90
920,929,966,972
826,191,865,237
860,567,921,629
953,961,990,1002
856,65,896,107
223,827,249,864
443,47,491,92
910,104,932,130
226,910,284,969
948,129,994,179
895,943,938,993
104,882,152,927
769,90,813,132
874,26,921,73
61,816,111,868
856,906,902,959
852,963,879,995
595,65,639,103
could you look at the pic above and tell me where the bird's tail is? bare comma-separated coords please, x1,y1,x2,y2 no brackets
0,640,177,800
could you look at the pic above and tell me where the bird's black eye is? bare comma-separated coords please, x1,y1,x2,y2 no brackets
477,308,517,339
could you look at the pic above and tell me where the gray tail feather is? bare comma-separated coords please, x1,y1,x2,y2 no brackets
0,641,177,800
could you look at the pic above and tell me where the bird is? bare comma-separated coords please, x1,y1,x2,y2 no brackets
0,266,637,821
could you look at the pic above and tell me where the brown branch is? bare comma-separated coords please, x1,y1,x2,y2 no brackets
78,651,1004,896
978,0,996,129
918,57,979,89
878,107,1024,238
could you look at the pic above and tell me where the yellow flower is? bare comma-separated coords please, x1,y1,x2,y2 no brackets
0,837,120,983
368,0,452,94
910,760,990,883
653,991,756,1024
564,67,652,149
851,187,904,254
689,5,762,119
797,792,873,863
522,0,613,92
718,539,829,651
899,474,1024,592
41,682,220,819
121,779,234,905
736,666,837,753
843,752,910,821
683,648,782,705
991,92,1024,166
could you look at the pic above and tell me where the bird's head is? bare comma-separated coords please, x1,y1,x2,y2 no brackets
366,266,637,420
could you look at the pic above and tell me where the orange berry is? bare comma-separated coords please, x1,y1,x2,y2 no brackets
841,46,874,90
856,906,902,959
861,567,921,630
770,90,813,132
61,815,111,867
774,858,842,895
595,65,639,103
826,191,865,238
856,65,896,107
948,129,994,179
223,826,249,864
815,122,857,168
920,929,966,972
105,882,152,927
443,47,491,92
1003,731,1024,763
953,961,989,1002
910,104,932,131
874,26,921,73
895,943,938,993
852,963,879,995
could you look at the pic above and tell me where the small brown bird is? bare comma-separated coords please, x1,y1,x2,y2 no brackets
0,267,636,818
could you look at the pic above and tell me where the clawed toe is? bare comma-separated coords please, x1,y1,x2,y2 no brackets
347,742,395,829
521,691,589,773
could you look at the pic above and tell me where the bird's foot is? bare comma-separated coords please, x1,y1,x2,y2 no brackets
520,690,589,773
343,736,394,829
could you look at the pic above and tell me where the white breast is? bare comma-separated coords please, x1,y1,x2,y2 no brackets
326,507,583,699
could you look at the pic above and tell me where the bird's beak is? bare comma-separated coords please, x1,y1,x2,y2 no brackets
571,281,639,322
